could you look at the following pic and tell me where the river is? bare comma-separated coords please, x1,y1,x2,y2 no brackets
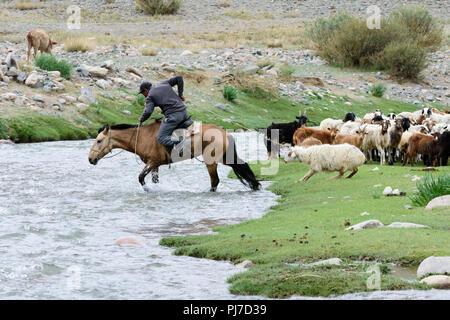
0,132,448,299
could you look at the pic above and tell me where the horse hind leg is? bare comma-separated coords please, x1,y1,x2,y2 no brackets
139,164,159,190
206,164,220,192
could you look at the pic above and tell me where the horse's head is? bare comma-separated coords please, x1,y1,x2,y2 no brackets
88,125,112,165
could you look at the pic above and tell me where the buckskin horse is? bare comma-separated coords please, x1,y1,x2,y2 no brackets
88,120,261,192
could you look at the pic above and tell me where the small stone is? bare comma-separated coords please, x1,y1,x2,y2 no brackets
32,95,46,103
386,222,430,229
236,260,254,268
114,237,146,247
305,258,342,267
346,220,384,231
122,110,131,115
382,186,393,195
372,167,379,171
360,212,370,216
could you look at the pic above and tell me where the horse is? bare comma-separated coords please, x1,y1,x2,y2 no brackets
88,120,261,192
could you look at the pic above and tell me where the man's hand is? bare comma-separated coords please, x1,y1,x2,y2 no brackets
180,96,186,101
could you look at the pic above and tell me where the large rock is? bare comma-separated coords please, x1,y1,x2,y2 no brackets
81,65,109,78
5,52,18,70
242,65,259,75
305,258,342,267
6,67,18,78
32,95,46,103
96,79,109,90
386,222,430,229
0,92,17,101
79,87,96,104
345,220,384,231
425,195,450,210
25,72,45,88
420,275,450,289
417,256,450,278
0,139,14,145
125,67,142,78
114,237,146,247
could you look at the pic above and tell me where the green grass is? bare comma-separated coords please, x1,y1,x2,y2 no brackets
222,85,238,102
34,54,73,79
1,85,444,143
161,161,450,297
370,83,387,98
0,114,89,142
410,173,450,207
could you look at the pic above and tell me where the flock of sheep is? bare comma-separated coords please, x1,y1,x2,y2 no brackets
265,107,450,182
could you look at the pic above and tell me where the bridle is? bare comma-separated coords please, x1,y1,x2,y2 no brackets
95,124,142,164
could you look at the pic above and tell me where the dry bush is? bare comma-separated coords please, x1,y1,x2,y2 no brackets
10,0,46,10
63,35,96,52
136,0,181,15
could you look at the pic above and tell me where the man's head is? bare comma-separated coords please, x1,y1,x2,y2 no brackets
139,82,152,97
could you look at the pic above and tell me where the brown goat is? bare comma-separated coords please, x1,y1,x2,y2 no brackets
332,132,365,148
300,137,323,147
403,133,437,167
26,30,57,61
293,126,337,146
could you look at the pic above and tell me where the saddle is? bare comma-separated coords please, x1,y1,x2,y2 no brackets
171,119,202,140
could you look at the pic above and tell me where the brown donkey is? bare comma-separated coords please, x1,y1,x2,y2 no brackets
88,121,261,192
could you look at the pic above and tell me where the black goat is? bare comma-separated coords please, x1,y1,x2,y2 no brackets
343,112,356,122
438,131,449,166
401,117,411,132
264,115,308,158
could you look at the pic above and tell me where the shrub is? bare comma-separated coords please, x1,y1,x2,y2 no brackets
140,47,158,56
35,54,73,79
389,6,443,48
64,35,96,52
279,64,295,78
377,41,427,79
137,0,181,15
223,85,237,102
410,174,450,207
370,83,387,98
231,70,278,101
308,6,441,78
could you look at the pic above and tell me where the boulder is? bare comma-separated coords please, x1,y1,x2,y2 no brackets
0,92,17,101
305,258,342,267
60,94,77,103
32,95,46,103
101,60,114,70
0,139,14,145
48,71,61,78
236,260,254,268
420,275,450,289
96,79,109,90
6,67,18,78
114,237,146,247
81,65,109,78
17,72,27,83
417,256,450,278
345,220,384,231
5,52,18,70
79,87,96,104
75,103,89,111
25,72,45,88
385,222,430,229
425,195,450,210
242,65,259,75
125,67,142,78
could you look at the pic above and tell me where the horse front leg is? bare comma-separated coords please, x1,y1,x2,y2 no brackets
139,163,156,188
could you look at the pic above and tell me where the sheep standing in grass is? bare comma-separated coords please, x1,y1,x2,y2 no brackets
284,144,366,182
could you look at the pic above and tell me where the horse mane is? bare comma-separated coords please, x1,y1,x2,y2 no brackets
98,120,163,134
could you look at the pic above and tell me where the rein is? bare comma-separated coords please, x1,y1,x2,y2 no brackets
100,124,142,164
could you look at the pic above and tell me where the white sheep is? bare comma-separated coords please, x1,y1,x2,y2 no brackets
339,121,362,135
320,118,344,130
284,144,366,182
360,121,390,165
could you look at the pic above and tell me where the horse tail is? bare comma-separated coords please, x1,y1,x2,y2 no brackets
224,135,261,191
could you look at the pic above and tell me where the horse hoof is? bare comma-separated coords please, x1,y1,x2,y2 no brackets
210,187,217,192
142,185,150,192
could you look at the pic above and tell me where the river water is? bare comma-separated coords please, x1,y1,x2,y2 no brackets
0,132,448,300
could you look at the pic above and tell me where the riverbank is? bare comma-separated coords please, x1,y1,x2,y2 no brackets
0,83,432,143
161,162,450,298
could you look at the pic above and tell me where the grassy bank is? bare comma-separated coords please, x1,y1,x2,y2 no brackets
0,84,430,143
161,162,450,298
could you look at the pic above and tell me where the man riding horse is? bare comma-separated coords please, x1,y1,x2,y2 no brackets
138,76,193,157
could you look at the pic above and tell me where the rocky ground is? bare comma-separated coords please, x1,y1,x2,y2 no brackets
0,0,449,135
